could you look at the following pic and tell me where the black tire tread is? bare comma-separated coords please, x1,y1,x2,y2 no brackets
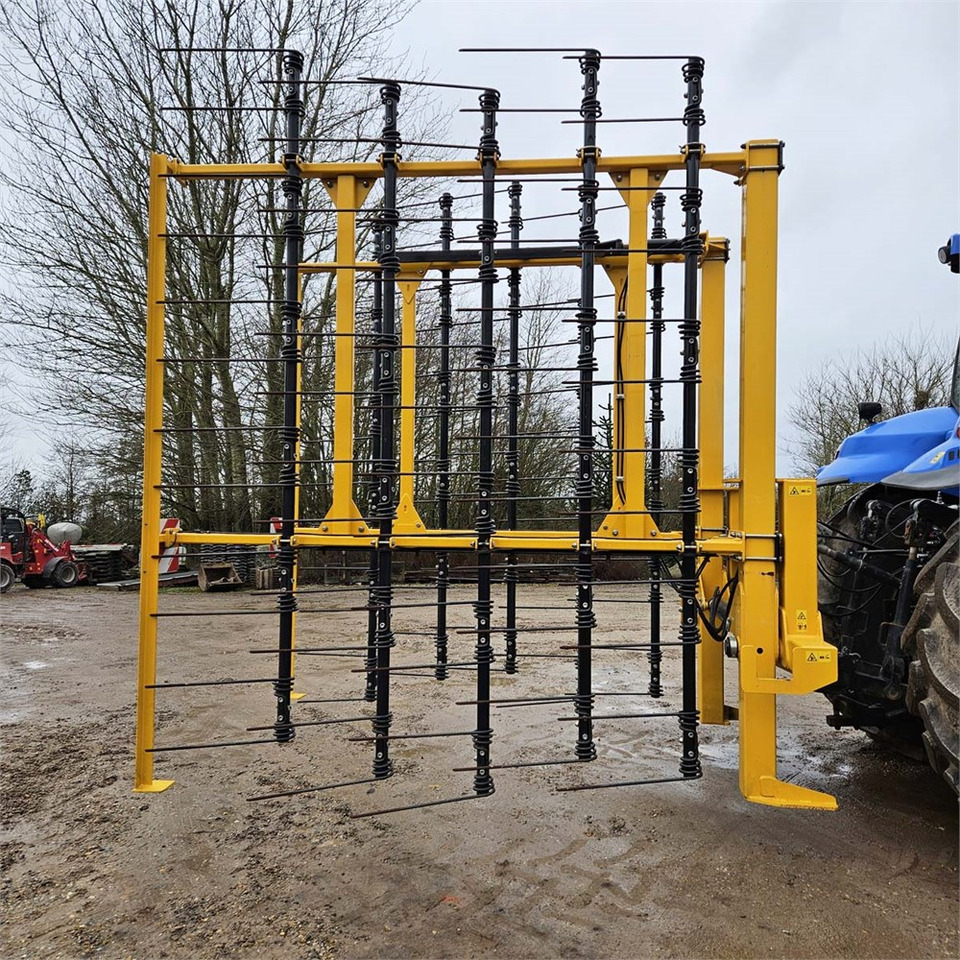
903,522,959,794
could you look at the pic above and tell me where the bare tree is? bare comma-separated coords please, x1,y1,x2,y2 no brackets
0,0,442,536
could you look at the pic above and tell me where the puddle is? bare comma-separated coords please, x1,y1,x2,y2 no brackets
23,661,48,670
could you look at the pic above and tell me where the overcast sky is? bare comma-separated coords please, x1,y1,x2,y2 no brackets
1,0,957,477
384,0,959,469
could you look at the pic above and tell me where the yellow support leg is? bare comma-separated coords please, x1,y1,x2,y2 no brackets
599,168,650,538
698,253,730,725
734,141,835,810
395,276,425,533
323,174,374,534
134,153,174,794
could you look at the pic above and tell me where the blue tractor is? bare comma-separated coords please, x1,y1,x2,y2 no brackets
817,234,959,792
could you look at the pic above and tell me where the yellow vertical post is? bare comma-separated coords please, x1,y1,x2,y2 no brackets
698,249,729,724
734,141,830,808
601,168,650,537
324,174,372,533
134,154,174,793
396,276,424,531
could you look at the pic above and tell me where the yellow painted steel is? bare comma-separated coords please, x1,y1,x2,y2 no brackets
395,277,426,533
323,175,374,534
165,151,751,182
136,140,838,811
698,252,730,725
599,169,650,539
732,141,836,810
134,154,174,794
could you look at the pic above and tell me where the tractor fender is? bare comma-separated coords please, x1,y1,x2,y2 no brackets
41,556,65,579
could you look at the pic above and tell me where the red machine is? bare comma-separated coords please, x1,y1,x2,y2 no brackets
0,506,86,593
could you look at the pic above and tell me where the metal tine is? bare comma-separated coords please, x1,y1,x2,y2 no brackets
454,625,574,635
559,117,685,124
247,776,382,802
556,773,702,793
347,731,476,741
145,677,280,689
159,45,286,52
247,646,371,654
559,54,700,60
560,641,696,650
356,75,500,94
147,737,279,753
351,661,479,674
260,136,480,150
459,46,598,52
456,692,654,706
561,185,686,192
295,697,368,704
459,107,578,113
349,793,488,818
161,105,282,112
556,710,683,722
456,176,582,184
247,715,385,731
453,759,584,770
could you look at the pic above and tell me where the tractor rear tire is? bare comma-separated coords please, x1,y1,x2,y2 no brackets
51,560,80,589
902,522,959,794
0,563,13,594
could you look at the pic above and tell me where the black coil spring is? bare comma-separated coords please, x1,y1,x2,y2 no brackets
678,708,701,776
678,449,700,514
472,728,495,794
439,193,454,241
682,57,705,129
379,82,402,156
478,89,500,159
371,712,394,779
578,50,602,119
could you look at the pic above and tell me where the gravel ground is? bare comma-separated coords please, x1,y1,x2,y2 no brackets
1,583,957,959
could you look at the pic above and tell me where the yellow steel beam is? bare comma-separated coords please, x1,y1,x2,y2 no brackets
599,168,651,539
134,154,174,794
300,239,732,278
698,252,730,725
733,140,834,810
165,151,749,182
395,277,426,533
322,175,374,534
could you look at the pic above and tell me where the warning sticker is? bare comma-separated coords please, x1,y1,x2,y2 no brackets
788,485,813,496
795,609,808,632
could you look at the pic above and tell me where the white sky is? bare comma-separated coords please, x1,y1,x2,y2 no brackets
1,0,958,477
385,0,960,472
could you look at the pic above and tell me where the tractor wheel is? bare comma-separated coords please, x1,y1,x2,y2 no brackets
902,522,959,794
51,560,80,588
0,563,13,594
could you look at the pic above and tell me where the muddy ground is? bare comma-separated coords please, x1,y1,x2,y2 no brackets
1,583,957,959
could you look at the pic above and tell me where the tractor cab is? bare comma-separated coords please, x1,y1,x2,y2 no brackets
1,506,28,560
